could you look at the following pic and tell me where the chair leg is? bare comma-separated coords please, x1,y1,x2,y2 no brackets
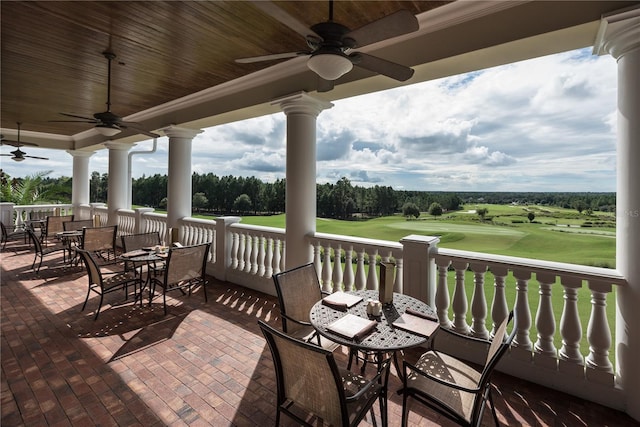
93,294,104,320
487,385,500,426
81,287,91,311
401,392,409,427
163,290,168,315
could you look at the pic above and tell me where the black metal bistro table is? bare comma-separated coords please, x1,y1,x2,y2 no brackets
310,290,437,419
120,249,167,305
313,289,435,388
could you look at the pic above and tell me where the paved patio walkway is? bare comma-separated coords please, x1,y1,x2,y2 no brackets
1,239,637,426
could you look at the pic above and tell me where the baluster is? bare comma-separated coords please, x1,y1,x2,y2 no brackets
280,241,286,272
332,244,343,291
470,263,489,339
237,233,246,271
534,273,557,361
343,247,355,291
354,249,367,290
230,231,239,270
313,241,322,276
586,280,613,375
257,234,266,276
513,270,533,353
366,249,378,291
250,235,259,274
394,257,403,293
435,258,452,327
272,239,281,275
559,278,584,373
451,261,470,334
490,266,509,337
264,237,273,278
322,244,333,293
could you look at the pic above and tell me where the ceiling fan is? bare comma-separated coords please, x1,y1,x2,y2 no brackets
236,0,419,92
51,50,159,138
1,123,49,162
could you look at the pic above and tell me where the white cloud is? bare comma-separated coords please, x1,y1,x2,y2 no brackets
2,48,618,192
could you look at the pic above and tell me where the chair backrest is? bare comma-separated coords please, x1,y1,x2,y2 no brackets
1,222,9,239
121,232,161,252
272,263,323,335
63,219,94,231
45,215,74,238
164,243,210,285
81,225,117,253
258,320,346,427
472,311,516,421
75,248,103,288
26,227,44,254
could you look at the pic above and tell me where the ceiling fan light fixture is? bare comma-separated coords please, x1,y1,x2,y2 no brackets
12,155,25,162
307,53,353,81
95,125,121,137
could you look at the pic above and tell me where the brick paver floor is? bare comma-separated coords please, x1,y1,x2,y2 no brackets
1,238,637,426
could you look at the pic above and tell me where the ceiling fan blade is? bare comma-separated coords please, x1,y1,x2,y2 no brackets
48,120,97,123
120,122,160,139
350,52,414,81
250,1,320,40
59,112,96,121
25,155,49,160
236,51,310,64
344,10,419,48
317,77,335,93
0,139,38,147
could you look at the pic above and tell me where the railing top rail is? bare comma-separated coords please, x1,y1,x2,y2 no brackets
230,222,285,235
142,211,168,219
311,231,403,250
178,217,217,226
116,209,135,215
14,203,73,209
436,247,626,285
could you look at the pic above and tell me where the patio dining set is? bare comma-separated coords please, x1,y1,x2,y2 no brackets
3,213,517,427
1,214,211,319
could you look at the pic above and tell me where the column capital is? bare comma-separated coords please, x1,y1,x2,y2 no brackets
161,125,203,139
272,91,333,116
594,6,640,59
103,141,136,151
66,149,95,158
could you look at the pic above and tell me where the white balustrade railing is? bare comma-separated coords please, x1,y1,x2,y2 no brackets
0,201,628,410
13,203,73,227
116,209,136,236
310,232,403,294
177,217,215,262
228,222,285,277
433,247,625,395
141,212,167,238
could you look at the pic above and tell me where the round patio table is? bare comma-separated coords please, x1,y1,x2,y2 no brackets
310,289,435,353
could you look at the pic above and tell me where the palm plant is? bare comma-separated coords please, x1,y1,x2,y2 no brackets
0,170,71,205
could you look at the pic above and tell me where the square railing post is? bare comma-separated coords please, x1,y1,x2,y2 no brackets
400,234,440,305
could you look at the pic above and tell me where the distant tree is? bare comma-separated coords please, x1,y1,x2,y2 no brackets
476,207,489,220
192,192,208,213
159,197,168,209
528,212,535,223
402,202,420,219
233,193,252,214
428,202,443,218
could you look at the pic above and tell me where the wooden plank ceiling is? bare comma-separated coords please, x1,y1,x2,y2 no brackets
1,1,450,138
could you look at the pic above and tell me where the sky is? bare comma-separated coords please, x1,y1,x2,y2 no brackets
1,47,618,192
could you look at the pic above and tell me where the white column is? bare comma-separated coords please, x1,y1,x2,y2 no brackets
162,126,203,229
67,150,94,213
594,7,640,421
104,141,134,226
272,92,333,270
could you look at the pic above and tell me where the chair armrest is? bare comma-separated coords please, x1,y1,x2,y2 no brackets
403,358,482,394
281,313,312,328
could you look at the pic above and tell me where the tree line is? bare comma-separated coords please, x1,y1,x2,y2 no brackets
2,170,616,219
